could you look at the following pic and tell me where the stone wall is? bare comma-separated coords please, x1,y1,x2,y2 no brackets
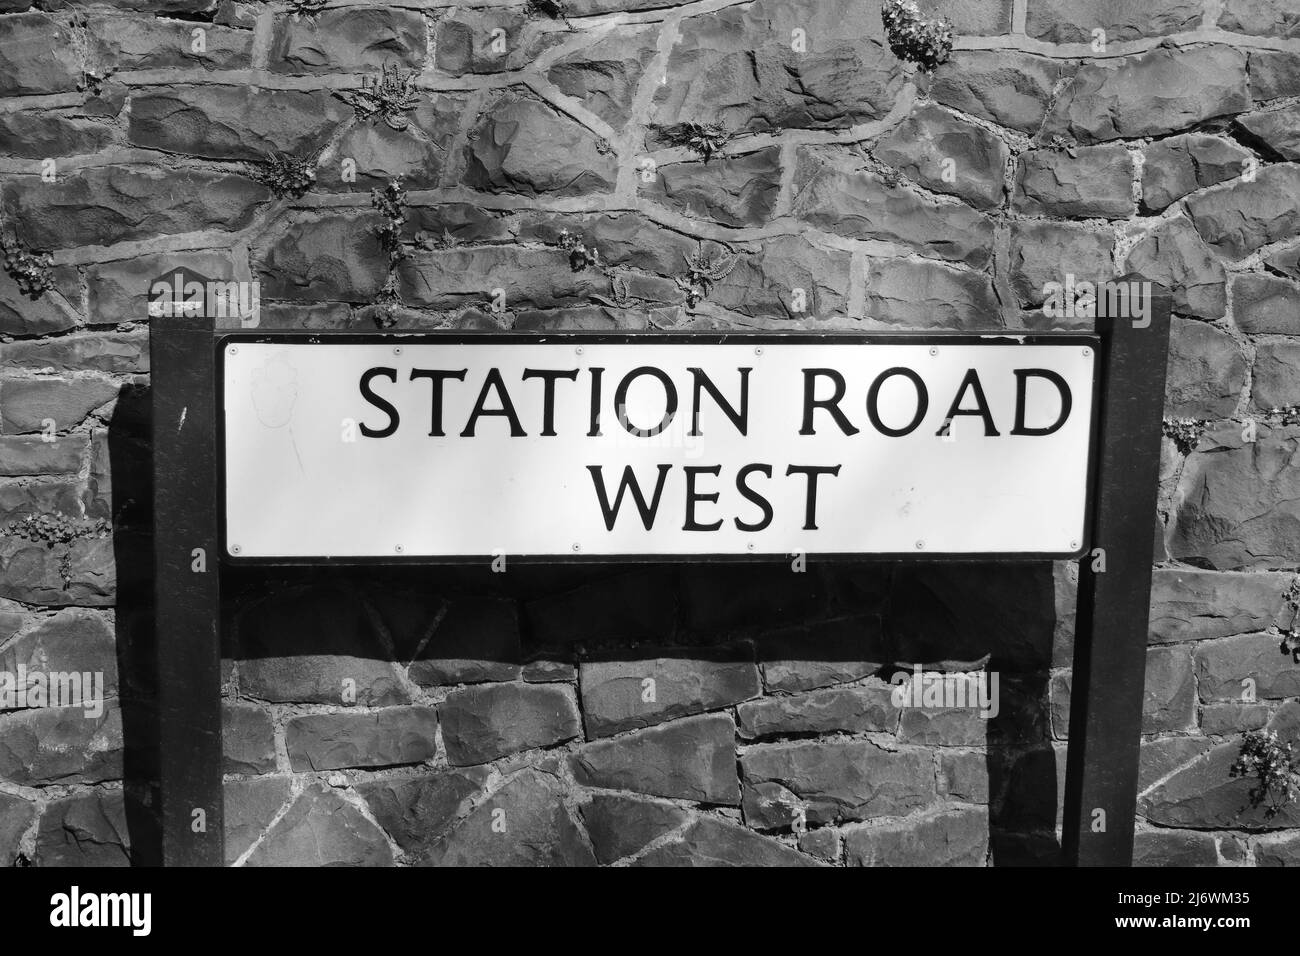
1,0,1299,866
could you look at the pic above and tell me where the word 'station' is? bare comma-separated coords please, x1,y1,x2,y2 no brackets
222,337,1096,558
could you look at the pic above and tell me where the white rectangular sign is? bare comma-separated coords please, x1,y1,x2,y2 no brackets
222,335,1097,559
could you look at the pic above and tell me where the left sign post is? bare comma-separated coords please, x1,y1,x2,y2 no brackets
151,310,225,866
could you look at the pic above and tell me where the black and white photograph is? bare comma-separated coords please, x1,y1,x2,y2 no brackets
0,0,1295,936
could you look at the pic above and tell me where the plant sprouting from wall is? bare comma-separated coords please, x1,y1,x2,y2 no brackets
676,247,738,308
371,274,402,329
1,231,55,299
1276,577,1300,663
368,178,409,328
1162,418,1207,455
604,269,631,307
249,154,317,200
1264,404,1300,426
336,64,422,131
3,514,112,587
371,177,409,266
1230,730,1300,819
288,0,329,17
557,229,601,272
650,121,732,162
527,0,568,19
1043,134,1079,156
414,228,461,251
67,14,116,94
881,0,954,71
878,165,905,189
3,513,110,546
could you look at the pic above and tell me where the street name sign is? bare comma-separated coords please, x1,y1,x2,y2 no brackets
221,333,1097,560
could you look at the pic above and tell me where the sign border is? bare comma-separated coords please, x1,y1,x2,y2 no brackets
215,330,1103,566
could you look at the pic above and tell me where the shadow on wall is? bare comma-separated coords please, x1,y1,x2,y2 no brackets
183,553,1068,866
106,382,162,866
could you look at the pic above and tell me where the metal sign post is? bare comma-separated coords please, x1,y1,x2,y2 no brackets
1062,279,1172,866
150,283,1169,867
151,310,225,867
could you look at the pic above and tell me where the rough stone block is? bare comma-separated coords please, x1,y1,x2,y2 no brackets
741,740,936,828
844,805,989,866
245,785,394,866
579,793,690,864
285,706,438,771
271,7,427,74
1126,218,1227,320
738,683,897,739
128,86,348,162
463,93,616,197
1,166,270,250
873,104,1009,209
647,148,781,228
235,585,408,706
357,767,490,859
1194,633,1300,701
1252,341,1300,411
1042,46,1248,144
0,704,122,785
224,776,292,864
36,789,130,867
580,643,758,738
1233,273,1300,334
223,702,276,775
425,768,596,866
0,377,119,434
408,598,522,686
1015,143,1134,219
1168,423,1300,569
1186,164,1300,261
1142,134,1252,211
631,815,818,866
791,146,994,268
439,683,580,765
1164,317,1245,419
570,713,739,804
